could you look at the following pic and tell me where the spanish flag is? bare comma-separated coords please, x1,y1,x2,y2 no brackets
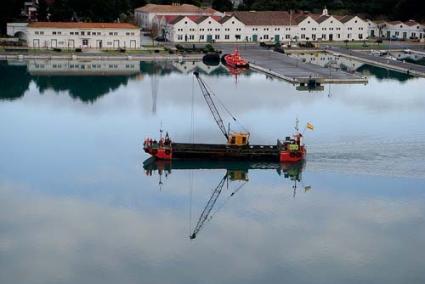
306,122,314,130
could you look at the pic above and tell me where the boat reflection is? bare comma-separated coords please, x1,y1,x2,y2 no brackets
143,158,310,240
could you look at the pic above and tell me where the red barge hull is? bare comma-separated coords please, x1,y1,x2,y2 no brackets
144,142,306,163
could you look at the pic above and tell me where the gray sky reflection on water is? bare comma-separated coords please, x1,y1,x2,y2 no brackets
1,170,425,284
1,60,425,284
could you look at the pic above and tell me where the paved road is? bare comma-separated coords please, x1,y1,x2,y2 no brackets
327,46,425,77
215,44,367,84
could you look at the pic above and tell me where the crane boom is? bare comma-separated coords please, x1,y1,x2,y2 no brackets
190,173,228,239
194,72,229,140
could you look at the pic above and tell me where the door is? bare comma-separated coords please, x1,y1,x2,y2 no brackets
96,40,102,49
386,31,390,39
274,34,280,43
207,35,213,43
184,35,188,42
51,39,57,48
113,40,119,48
33,39,40,48
403,32,407,39
252,34,257,42
68,39,75,49
329,34,333,41
371,30,375,37
130,40,136,49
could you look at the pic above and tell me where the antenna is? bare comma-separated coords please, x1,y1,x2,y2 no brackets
295,117,299,132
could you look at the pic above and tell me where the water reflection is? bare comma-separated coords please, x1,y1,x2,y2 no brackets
0,61,31,101
0,60,253,103
143,158,309,240
288,52,415,82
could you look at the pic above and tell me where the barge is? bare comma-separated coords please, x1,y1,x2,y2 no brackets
143,72,311,163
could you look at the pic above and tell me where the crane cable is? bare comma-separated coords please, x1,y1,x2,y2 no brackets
201,77,250,133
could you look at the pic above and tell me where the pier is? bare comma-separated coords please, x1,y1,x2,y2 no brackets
218,45,368,85
327,47,425,78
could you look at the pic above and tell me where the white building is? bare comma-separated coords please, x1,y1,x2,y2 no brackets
134,3,222,30
163,9,369,43
368,20,424,40
27,22,141,49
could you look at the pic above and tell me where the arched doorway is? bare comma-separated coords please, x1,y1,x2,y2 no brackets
14,31,28,45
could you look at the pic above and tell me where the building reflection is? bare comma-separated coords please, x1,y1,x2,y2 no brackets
27,60,141,76
143,158,310,240
288,52,416,82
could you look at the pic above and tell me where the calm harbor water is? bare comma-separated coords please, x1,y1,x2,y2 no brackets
1,59,425,284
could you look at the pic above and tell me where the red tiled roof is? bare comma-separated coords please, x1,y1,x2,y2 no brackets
135,3,218,14
405,20,420,26
28,22,139,29
232,11,306,26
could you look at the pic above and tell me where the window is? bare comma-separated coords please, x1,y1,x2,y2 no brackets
35,31,39,35
177,35,183,40
359,34,363,39
53,31,56,35
264,35,269,40
70,32,74,35
208,21,211,24
75,32,79,35
82,39,88,45
232,21,235,24
214,34,220,40
225,35,230,39
114,32,118,36
301,34,305,39
87,32,91,35
185,21,188,24
189,35,194,40
286,34,290,39
81,31,85,35
126,32,130,35
200,35,205,40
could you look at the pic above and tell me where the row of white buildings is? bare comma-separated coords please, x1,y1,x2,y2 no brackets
5,3,425,49
160,9,369,43
136,4,424,43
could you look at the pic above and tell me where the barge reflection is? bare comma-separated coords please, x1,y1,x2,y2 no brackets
143,158,310,240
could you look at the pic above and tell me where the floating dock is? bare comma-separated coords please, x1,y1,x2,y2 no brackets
217,45,368,85
327,47,425,78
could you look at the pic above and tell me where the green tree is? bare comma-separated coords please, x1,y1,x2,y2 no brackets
212,0,233,11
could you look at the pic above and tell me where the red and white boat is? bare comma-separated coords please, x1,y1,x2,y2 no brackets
224,48,249,68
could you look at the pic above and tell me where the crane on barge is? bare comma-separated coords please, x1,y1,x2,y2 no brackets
143,73,310,162
194,71,250,146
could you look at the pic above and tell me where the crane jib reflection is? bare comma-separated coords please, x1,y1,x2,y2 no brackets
143,158,312,240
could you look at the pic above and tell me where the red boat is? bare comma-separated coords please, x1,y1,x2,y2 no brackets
143,72,310,163
224,48,249,68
